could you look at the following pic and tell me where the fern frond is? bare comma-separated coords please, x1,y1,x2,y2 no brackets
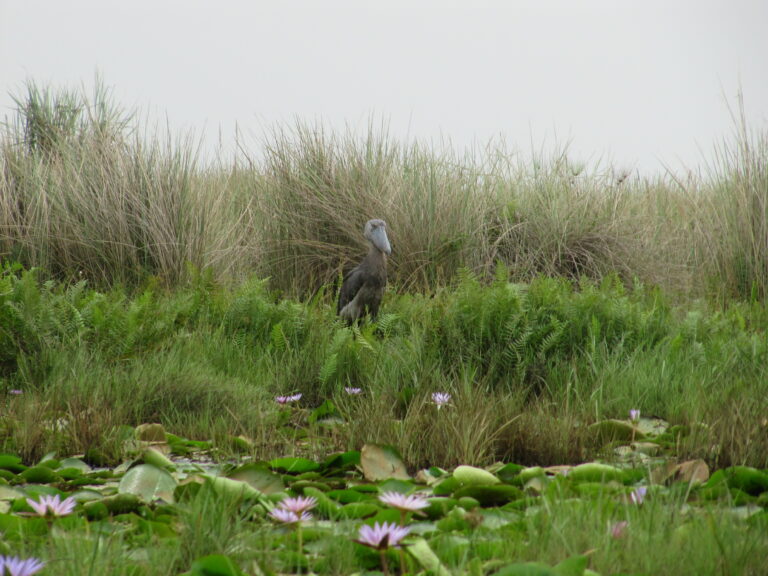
318,352,339,385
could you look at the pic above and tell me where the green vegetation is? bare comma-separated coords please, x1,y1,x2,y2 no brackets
0,81,767,574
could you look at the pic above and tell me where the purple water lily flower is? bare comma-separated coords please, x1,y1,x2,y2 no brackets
431,392,451,409
279,496,318,514
0,555,46,576
378,491,430,512
275,393,302,405
9,389,23,395
269,507,312,524
26,493,76,517
355,521,411,550
344,387,362,395
630,486,647,505
269,494,317,525
629,409,640,423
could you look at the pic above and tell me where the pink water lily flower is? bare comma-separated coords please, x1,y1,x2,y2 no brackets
279,496,318,514
26,493,76,517
269,507,312,524
275,393,302,405
0,555,46,576
355,521,411,550
610,520,629,539
378,491,430,512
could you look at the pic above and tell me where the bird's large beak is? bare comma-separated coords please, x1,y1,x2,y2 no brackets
371,226,392,256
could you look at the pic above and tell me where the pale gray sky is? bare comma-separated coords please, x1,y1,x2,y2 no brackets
1,1,766,174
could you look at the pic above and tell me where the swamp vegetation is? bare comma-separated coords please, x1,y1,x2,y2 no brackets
0,82,766,575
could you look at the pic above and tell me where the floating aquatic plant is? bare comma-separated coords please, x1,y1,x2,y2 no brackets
355,522,411,575
275,393,302,405
0,555,46,576
278,496,318,515
269,495,317,554
378,491,429,525
26,493,76,518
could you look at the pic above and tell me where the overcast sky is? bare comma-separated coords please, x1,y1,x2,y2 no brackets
1,1,766,174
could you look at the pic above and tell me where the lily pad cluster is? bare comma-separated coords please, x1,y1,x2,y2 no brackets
0,422,767,575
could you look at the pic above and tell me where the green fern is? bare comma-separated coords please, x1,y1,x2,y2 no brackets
318,352,339,386
270,322,290,352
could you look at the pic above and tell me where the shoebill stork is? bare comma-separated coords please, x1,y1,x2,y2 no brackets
337,219,392,324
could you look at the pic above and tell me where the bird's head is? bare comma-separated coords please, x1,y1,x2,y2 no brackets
364,219,392,256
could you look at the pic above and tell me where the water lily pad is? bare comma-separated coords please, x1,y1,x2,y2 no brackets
104,493,143,515
495,462,525,483
0,513,48,540
407,537,452,576
118,464,177,503
433,476,460,496
722,466,768,496
456,496,481,510
301,487,340,519
325,488,368,503
57,467,85,480
453,465,500,487
553,555,589,576
189,553,247,576
322,450,360,471
58,457,89,472
635,416,669,437
654,459,710,486
588,419,641,443
338,502,379,519
0,485,23,501
453,485,523,506
290,480,331,492
0,455,26,474
142,447,176,471
19,465,60,484
228,464,284,494
519,467,546,483
269,457,320,474
360,444,410,481
205,476,262,501
493,561,558,576
567,463,625,484
424,497,458,519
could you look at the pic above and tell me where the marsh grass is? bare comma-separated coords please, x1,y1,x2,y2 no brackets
2,266,765,471
690,99,768,302
512,491,768,576
1,82,256,287
2,81,767,304
3,79,768,576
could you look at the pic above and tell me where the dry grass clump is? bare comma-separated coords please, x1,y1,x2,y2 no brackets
249,123,674,297
688,105,768,302
1,80,766,305
0,82,256,287
250,121,501,295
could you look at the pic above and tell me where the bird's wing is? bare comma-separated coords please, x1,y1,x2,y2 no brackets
337,265,365,314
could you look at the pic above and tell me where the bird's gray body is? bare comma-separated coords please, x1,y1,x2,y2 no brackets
337,219,391,324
